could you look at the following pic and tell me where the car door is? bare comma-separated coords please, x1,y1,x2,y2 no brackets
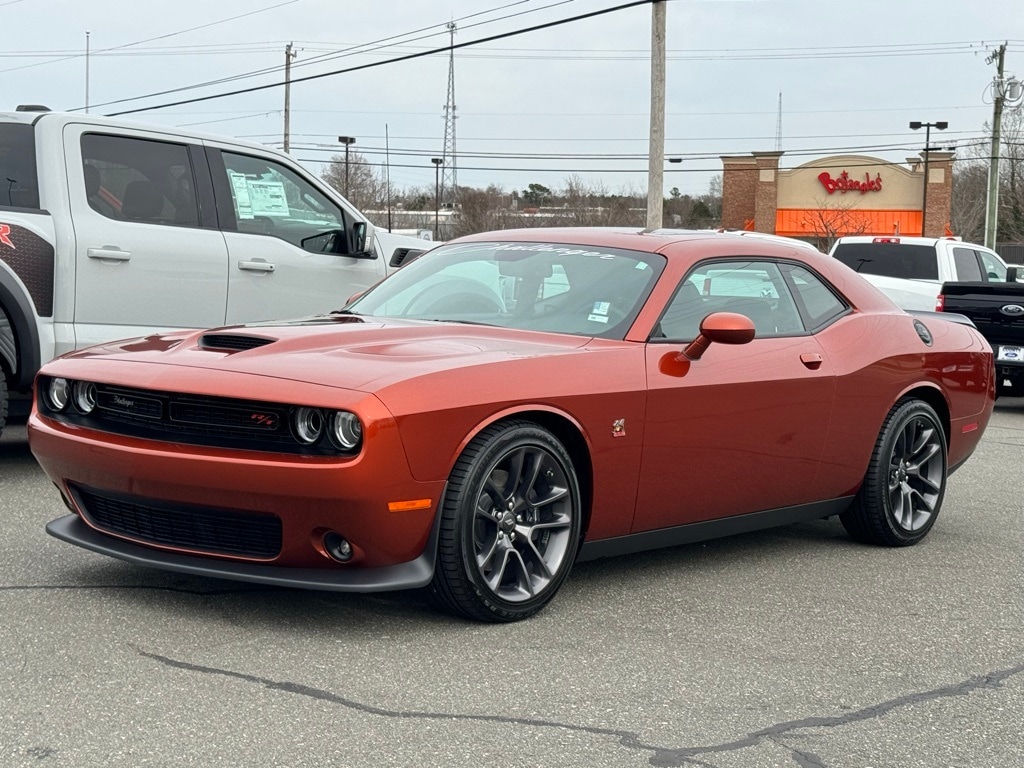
205,146,384,324
64,125,229,348
633,259,841,533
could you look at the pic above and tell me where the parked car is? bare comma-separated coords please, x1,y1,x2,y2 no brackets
939,267,1024,397
0,107,430,438
828,235,1011,311
30,228,994,622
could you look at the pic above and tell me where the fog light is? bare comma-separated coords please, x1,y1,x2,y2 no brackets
47,378,70,411
323,532,353,563
73,381,97,413
292,407,323,444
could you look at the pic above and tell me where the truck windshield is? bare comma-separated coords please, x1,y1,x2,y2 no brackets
0,123,39,210
832,243,938,280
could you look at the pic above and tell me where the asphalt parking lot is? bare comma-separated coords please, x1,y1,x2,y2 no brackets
2,402,1022,768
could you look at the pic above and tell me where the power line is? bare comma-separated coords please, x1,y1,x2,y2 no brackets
0,0,300,76
101,0,658,117
75,0,573,113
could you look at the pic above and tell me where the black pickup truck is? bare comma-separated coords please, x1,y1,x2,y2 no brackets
939,266,1024,397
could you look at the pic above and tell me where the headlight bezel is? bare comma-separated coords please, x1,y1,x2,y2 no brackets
328,410,363,451
46,377,71,412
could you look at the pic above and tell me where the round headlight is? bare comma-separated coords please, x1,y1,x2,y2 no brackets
328,411,363,451
292,407,324,444
73,381,97,413
47,377,70,411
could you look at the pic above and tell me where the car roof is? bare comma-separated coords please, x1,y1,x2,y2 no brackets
452,227,824,259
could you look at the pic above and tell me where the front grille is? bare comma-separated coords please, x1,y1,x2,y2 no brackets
199,333,275,352
72,485,282,559
39,381,329,453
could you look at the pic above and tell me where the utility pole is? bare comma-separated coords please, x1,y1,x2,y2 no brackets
645,1,666,230
283,43,296,154
85,31,90,114
984,42,1007,250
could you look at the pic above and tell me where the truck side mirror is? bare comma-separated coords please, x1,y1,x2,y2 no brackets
352,221,368,253
1008,266,1019,283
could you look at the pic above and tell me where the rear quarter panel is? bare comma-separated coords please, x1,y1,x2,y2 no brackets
813,311,992,500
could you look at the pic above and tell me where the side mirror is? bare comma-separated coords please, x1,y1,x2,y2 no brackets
352,221,368,253
681,312,755,361
1008,266,1018,283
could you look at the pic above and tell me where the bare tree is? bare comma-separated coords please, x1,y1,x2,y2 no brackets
951,107,1024,245
449,185,521,238
800,198,871,252
951,159,987,242
320,151,391,211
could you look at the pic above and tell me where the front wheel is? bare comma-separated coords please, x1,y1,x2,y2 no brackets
429,420,582,622
840,399,947,546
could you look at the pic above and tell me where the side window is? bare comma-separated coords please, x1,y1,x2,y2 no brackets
952,247,983,281
220,152,345,253
977,250,1007,281
655,260,804,340
80,134,198,226
783,265,848,330
0,124,40,209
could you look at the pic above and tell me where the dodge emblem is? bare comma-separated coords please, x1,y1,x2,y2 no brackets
1000,305,1024,317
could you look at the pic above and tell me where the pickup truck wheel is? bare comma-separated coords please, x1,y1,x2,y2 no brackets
840,399,947,547
0,371,7,438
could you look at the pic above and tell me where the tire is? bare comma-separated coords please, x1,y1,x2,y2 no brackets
429,419,582,622
0,371,7,439
840,399,947,547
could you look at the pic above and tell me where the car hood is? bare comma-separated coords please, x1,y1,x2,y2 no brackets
65,315,594,392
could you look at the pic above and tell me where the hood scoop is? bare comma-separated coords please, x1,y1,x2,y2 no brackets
199,333,276,352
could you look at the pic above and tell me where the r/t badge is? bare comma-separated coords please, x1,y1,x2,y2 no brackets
611,418,626,438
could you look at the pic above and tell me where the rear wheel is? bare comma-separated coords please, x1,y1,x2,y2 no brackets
430,420,582,622
840,399,947,546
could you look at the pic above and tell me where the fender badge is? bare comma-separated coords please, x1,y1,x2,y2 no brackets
612,418,626,438
0,224,15,249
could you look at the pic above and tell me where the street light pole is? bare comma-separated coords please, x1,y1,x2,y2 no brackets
909,120,947,237
431,158,443,240
338,136,356,197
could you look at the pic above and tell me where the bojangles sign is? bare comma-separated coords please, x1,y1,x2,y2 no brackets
818,170,883,195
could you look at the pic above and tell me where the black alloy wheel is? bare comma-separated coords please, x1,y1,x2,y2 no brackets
430,419,582,622
840,398,947,546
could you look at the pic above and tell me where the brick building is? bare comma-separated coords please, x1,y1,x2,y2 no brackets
720,151,955,241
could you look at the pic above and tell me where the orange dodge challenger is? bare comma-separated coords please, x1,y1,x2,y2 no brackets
29,229,994,622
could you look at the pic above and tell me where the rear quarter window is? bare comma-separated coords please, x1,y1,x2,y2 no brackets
0,123,40,210
832,243,938,280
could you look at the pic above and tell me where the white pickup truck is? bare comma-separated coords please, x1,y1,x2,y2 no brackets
0,108,432,436
828,235,1012,311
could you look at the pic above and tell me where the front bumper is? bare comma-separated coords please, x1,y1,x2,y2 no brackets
46,514,437,592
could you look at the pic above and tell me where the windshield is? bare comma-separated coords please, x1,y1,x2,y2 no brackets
348,241,665,339
832,242,938,280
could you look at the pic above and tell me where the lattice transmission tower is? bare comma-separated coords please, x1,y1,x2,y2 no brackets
440,21,458,209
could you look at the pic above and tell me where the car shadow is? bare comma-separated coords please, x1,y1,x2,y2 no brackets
54,516,854,635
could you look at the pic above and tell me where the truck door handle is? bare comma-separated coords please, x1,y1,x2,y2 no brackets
800,352,824,369
238,259,276,273
87,247,131,262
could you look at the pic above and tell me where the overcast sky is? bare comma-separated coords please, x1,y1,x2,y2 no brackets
3,0,1023,198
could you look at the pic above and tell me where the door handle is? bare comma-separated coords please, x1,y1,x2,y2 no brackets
237,259,276,273
86,247,131,262
800,352,824,370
